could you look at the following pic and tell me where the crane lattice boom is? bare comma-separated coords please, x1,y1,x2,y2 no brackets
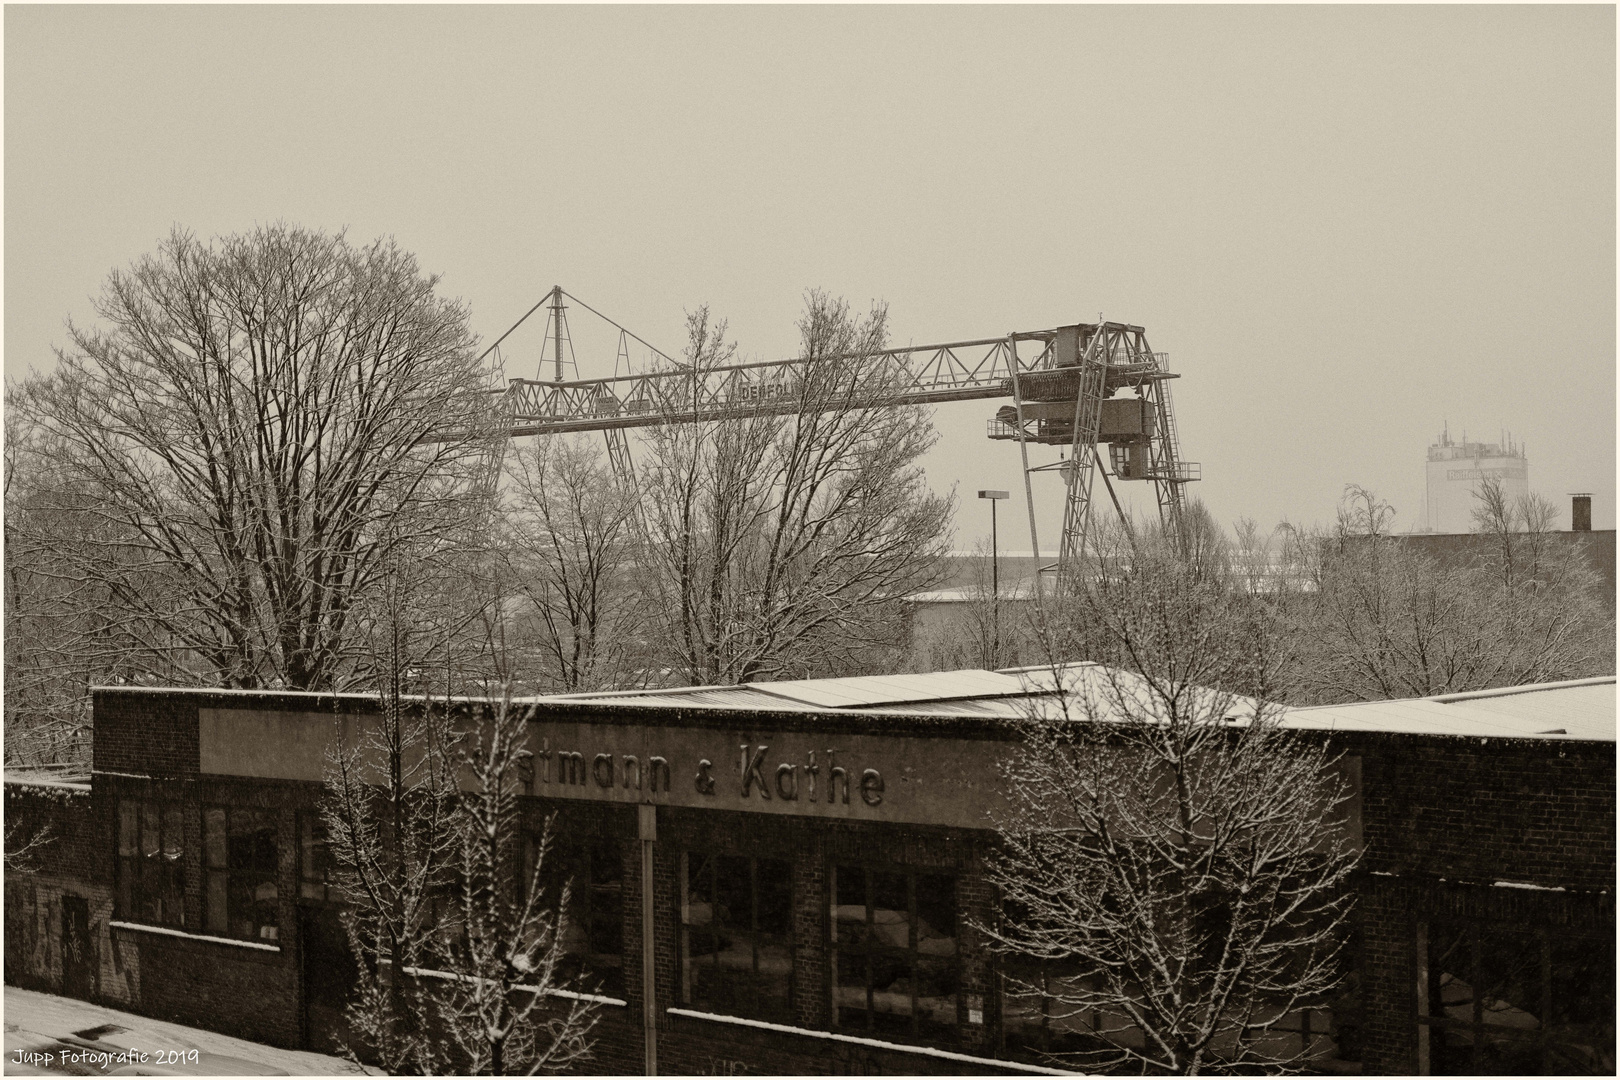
494,289,1197,583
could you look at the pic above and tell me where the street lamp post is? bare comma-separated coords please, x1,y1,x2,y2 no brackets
978,489,1009,666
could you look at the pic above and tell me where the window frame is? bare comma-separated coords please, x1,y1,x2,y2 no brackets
529,834,626,1000
679,850,796,1023
115,799,186,928
298,810,331,903
1417,916,1615,1075
203,804,282,942
829,861,960,1045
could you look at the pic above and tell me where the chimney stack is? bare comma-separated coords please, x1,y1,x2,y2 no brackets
1571,493,1592,532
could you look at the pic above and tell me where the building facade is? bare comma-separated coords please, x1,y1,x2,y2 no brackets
5,671,1613,1075
1423,430,1529,534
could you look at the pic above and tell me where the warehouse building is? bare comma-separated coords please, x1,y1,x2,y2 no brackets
5,668,1613,1075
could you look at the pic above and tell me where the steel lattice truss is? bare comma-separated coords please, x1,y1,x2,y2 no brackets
495,290,1197,582
504,334,1044,436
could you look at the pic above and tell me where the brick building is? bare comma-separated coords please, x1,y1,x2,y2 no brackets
5,669,1612,1075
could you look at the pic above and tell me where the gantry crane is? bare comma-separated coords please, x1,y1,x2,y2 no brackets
484,286,1198,586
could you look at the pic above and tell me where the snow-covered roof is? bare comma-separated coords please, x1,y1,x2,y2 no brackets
1281,677,1615,743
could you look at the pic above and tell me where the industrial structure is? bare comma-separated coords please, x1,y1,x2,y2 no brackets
1423,427,1529,533
485,287,1199,585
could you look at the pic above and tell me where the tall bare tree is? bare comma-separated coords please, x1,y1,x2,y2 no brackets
501,434,645,693
8,224,498,696
641,292,952,684
987,522,1359,1074
4,403,104,762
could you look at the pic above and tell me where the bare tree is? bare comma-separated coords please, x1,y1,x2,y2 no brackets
8,224,498,695
986,524,1359,1074
4,815,55,875
322,676,462,1074
501,434,645,693
641,292,953,684
1277,484,1610,703
426,692,599,1074
4,403,102,763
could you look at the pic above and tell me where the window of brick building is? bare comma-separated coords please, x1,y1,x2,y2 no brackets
681,852,794,1023
832,864,959,1044
1419,919,1615,1075
116,800,184,927
298,812,331,902
528,835,625,1000
204,806,280,942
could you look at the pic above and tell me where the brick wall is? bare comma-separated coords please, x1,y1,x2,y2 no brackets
4,782,115,998
1350,733,1615,1074
1355,734,1615,890
93,691,200,779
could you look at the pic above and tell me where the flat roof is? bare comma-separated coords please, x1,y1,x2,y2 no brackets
1283,677,1615,743
87,671,1615,745
549,668,1615,744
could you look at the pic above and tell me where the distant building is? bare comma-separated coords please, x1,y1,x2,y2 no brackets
1424,428,1528,533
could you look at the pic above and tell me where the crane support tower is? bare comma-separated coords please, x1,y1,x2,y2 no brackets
488,288,1198,589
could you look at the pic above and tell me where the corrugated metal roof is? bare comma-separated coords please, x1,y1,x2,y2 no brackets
1282,678,1616,742
1432,679,1615,741
554,688,818,712
743,669,1029,709
538,667,1614,744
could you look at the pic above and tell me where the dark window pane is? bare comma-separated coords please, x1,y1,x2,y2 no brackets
1427,922,1473,1023
138,858,160,921
206,870,228,934
920,958,952,1042
1475,928,1541,1031
300,813,330,885
589,903,622,956
836,864,865,908
836,948,869,1026
869,950,914,1037
752,942,794,1024
716,855,751,932
1430,1022,1475,1076
688,928,720,960
228,808,277,875
162,806,183,860
141,804,160,859
683,852,794,1022
1551,935,1614,1026
591,839,622,885
1549,936,1616,1075
118,857,133,916
916,874,956,958
204,808,227,869
118,802,138,857
1475,1031,1542,1075
756,859,792,937
687,855,716,924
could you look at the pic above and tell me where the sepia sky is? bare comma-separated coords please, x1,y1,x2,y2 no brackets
6,5,1614,546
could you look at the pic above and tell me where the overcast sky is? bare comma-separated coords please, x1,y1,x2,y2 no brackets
7,5,1614,547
